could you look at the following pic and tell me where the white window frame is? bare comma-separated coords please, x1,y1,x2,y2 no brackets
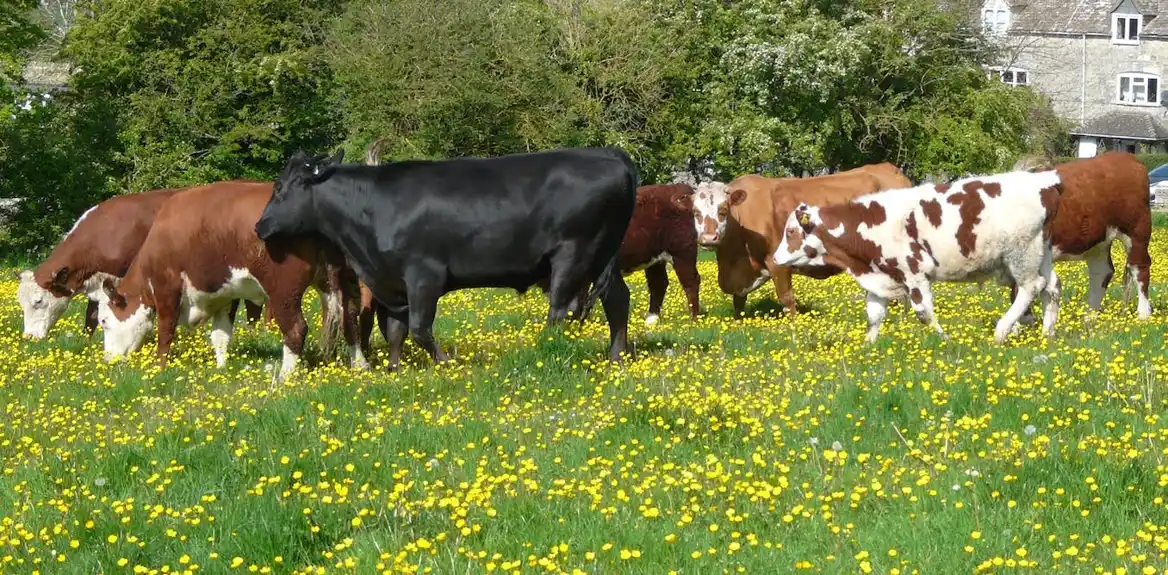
1113,14,1142,45
1116,72,1160,106
990,66,1031,87
982,0,1011,36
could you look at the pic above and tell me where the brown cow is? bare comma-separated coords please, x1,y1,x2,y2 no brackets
686,163,913,317
1013,152,1153,321
535,183,702,325
94,180,365,379
17,187,264,340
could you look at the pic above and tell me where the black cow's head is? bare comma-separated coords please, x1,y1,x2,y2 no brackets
256,149,345,240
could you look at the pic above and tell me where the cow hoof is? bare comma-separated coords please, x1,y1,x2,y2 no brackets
644,314,660,326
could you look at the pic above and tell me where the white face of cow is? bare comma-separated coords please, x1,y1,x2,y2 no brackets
95,284,154,362
689,182,747,246
773,204,826,267
16,270,72,339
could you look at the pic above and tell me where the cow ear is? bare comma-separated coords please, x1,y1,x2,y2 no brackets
102,278,125,307
51,267,69,290
671,192,693,210
795,205,816,233
729,189,748,206
329,149,345,165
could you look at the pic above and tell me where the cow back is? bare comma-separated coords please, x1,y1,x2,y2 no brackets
1049,152,1152,255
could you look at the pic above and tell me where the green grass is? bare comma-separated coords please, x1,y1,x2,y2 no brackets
0,237,1165,575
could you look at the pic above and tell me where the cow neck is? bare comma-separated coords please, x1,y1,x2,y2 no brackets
310,179,363,258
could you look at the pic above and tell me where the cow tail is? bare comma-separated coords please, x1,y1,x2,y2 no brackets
578,149,638,321
318,259,346,362
579,253,620,321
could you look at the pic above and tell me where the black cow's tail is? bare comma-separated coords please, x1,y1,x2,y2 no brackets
578,148,638,321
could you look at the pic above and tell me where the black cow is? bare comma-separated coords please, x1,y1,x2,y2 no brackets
254,147,639,366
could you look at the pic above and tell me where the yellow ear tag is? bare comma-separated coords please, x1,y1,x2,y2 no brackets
797,211,811,226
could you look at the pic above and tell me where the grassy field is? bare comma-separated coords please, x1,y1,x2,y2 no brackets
1,232,1167,575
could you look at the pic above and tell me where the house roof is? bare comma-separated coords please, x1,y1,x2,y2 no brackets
1072,109,1168,139
961,0,1168,36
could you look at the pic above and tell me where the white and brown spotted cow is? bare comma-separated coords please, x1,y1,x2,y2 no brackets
16,187,265,339
773,170,1063,344
95,180,366,379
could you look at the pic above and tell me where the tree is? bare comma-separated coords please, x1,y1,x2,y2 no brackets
61,0,346,191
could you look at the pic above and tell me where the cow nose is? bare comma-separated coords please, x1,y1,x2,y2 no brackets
699,233,720,245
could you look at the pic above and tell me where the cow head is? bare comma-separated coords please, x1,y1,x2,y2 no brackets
772,203,827,267
688,181,746,246
255,149,346,241
16,268,74,339
94,277,154,362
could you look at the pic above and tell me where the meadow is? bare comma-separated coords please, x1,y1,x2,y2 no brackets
1,229,1166,574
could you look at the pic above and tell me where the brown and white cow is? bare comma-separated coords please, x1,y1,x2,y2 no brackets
94,180,365,379
536,183,702,325
17,187,264,339
1012,152,1153,321
687,163,912,317
773,170,1063,343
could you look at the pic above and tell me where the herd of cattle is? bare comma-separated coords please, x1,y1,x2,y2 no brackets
14,146,1155,379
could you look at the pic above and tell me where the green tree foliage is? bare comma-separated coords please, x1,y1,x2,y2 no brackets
0,0,1070,257
62,0,345,189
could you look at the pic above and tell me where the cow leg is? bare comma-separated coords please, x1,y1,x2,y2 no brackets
1083,243,1114,312
337,277,368,371
732,295,747,318
1008,283,1038,326
671,249,702,320
155,302,180,371
208,308,234,368
269,294,309,381
907,283,947,341
644,262,668,325
358,286,377,356
601,272,631,362
864,292,888,343
1040,267,1061,338
227,299,240,325
1117,232,1153,319
996,245,1049,344
84,299,99,336
769,266,798,318
405,269,449,364
244,300,263,324
380,308,408,371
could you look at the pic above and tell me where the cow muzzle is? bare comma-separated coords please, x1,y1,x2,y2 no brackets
698,233,721,246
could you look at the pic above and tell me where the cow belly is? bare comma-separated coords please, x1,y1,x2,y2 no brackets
624,252,672,274
179,268,267,326
1052,226,1118,262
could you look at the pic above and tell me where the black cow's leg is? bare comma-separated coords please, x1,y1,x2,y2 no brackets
84,299,99,336
244,300,264,324
227,299,240,326
405,272,448,364
644,262,668,325
601,273,631,362
546,242,595,325
379,308,408,370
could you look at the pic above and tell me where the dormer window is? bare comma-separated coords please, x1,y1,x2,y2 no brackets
982,0,1011,35
1113,14,1142,44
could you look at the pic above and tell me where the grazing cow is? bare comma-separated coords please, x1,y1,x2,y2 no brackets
95,180,364,379
535,183,701,325
17,187,263,339
772,170,1063,344
687,163,912,317
254,147,638,365
1012,152,1153,321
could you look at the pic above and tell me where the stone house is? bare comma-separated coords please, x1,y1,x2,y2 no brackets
977,0,1168,157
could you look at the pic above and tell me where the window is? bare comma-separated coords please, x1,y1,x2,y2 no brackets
1117,73,1160,105
1113,14,1142,44
982,0,1010,35
989,67,1030,87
